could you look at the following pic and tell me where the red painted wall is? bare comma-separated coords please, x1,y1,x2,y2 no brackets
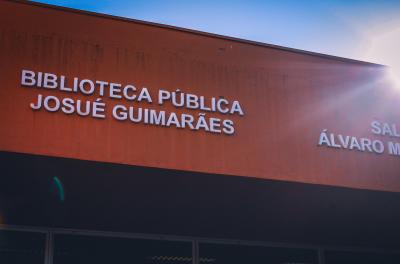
1,0,399,192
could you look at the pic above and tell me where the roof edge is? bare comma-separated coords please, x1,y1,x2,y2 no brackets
19,0,385,67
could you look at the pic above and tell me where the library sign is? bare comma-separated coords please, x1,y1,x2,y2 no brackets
20,69,245,136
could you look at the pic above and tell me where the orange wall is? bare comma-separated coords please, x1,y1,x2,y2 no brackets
1,0,400,192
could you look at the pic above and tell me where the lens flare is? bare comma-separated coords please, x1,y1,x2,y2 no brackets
53,176,65,202
363,23,400,89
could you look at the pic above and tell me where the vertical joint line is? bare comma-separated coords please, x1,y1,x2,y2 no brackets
193,240,199,264
45,231,54,264
318,248,325,264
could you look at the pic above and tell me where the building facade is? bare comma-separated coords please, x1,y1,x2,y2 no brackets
1,1,400,263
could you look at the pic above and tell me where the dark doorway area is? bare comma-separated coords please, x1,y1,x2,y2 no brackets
1,151,400,251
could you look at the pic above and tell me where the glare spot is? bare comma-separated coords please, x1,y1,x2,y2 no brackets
387,67,400,89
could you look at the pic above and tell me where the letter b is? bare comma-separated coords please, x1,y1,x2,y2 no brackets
21,69,36,86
